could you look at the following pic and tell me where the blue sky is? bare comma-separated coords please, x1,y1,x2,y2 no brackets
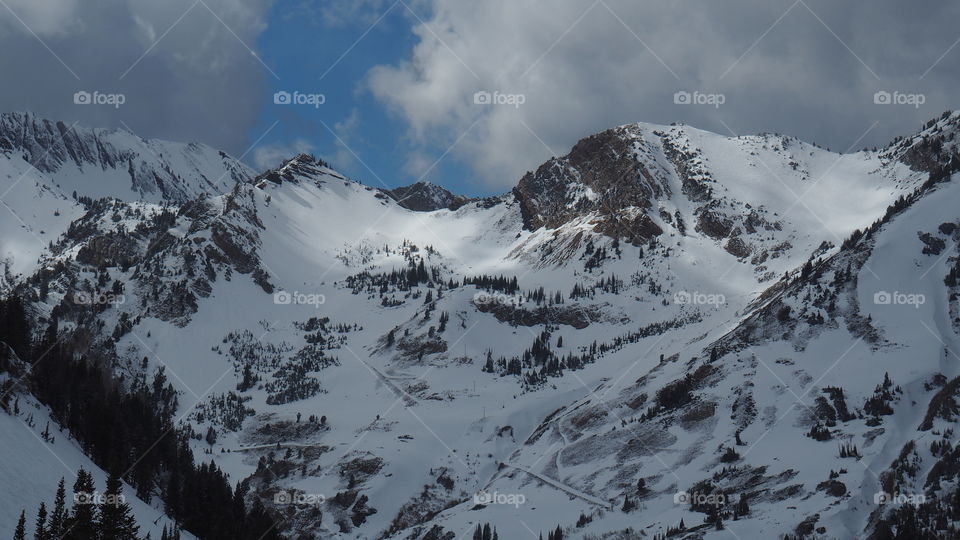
251,1,485,196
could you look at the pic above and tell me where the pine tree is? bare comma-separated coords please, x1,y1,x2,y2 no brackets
165,467,182,522
99,470,140,540
15,510,27,540
34,502,47,540
205,426,217,446
736,493,750,516
0,296,31,359
48,478,66,539
636,478,647,494
483,350,495,373
65,468,97,540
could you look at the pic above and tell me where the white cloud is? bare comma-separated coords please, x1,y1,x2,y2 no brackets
369,0,960,190
253,139,316,171
0,0,81,37
322,108,365,173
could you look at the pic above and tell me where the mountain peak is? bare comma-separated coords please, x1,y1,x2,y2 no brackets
5,111,960,540
386,180,472,211
253,153,338,186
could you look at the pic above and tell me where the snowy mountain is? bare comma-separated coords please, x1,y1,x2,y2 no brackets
0,112,255,284
2,111,960,539
385,181,474,212
0,112,253,202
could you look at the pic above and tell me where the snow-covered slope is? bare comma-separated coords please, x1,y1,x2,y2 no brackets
4,111,960,539
0,112,255,284
0,372,190,539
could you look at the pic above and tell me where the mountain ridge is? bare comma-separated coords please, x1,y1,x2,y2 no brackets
2,111,960,539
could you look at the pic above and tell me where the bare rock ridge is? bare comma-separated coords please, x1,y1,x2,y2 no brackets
0,111,254,201
385,181,473,212
512,124,667,243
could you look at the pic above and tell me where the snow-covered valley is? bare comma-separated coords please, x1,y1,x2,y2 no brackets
3,111,960,539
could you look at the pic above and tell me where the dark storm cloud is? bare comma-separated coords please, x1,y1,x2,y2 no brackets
0,0,275,157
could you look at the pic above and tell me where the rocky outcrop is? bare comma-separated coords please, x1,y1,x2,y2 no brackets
0,112,253,200
254,153,333,186
386,181,472,211
512,125,669,244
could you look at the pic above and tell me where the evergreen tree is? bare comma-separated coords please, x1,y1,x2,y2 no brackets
99,470,140,540
34,502,47,540
15,510,27,540
0,296,31,360
0,296,31,358
48,478,66,539
483,350,495,373
205,426,217,446
736,494,750,516
21,311,281,540
65,469,97,540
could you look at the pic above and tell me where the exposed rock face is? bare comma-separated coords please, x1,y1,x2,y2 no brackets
44,183,272,328
254,153,334,186
386,181,473,211
473,299,600,328
891,112,960,174
696,205,735,240
0,112,253,201
512,125,667,244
